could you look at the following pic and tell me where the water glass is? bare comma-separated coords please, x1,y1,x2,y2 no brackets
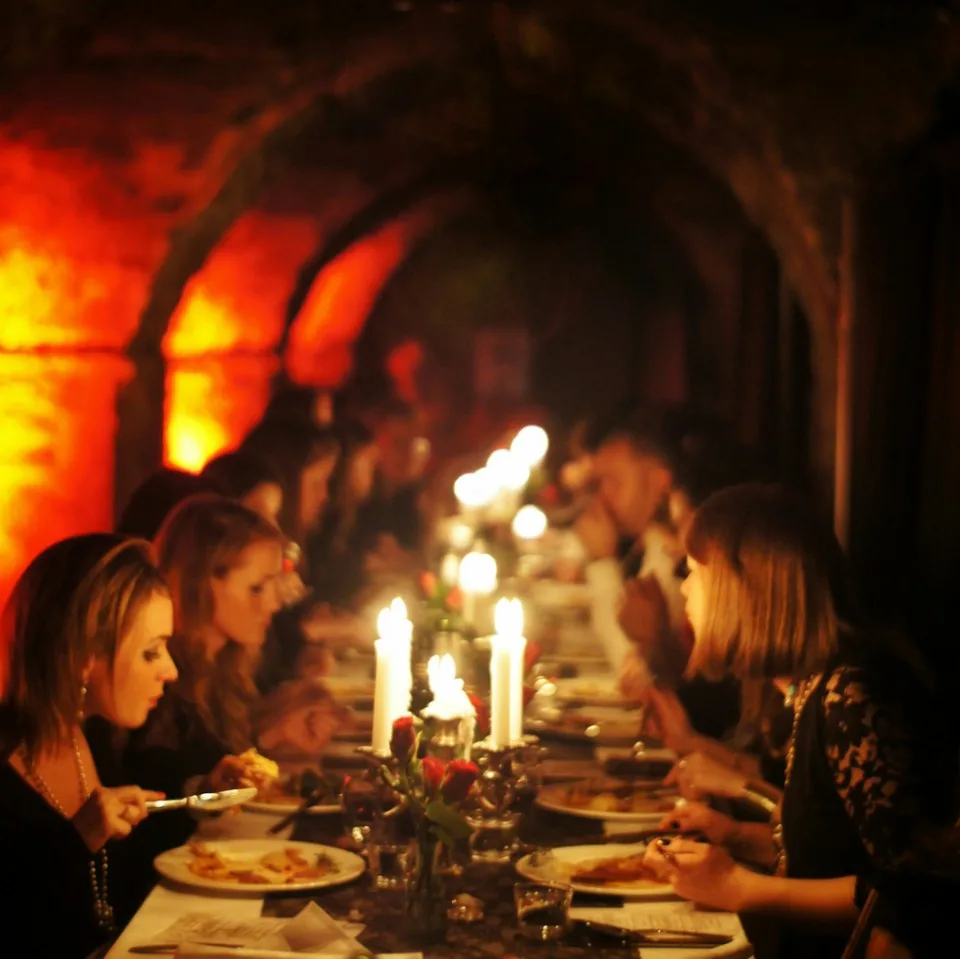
367,840,411,890
514,881,572,941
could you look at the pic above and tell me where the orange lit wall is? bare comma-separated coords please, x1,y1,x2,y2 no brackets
163,213,320,471
0,354,131,604
0,143,159,609
286,214,432,386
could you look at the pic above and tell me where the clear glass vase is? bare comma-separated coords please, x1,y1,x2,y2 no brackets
404,829,448,947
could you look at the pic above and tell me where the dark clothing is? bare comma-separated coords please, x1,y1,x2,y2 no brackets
121,691,230,863
352,482,423,555
124,689,228,799
675,674,742,743
779,650,957,958
0,762,121,958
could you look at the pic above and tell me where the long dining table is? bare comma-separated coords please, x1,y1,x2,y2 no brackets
105,742,756,959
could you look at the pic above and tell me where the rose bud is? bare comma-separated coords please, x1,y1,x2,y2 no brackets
440,759,479,805
421,756,446,794
419,571,438,596
523,641,542,677
445,586,463,612
522,685,537,709
468,693,489,736
390,715,417,761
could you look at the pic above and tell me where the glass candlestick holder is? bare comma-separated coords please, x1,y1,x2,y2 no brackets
423,714,476,762
465,739,522,862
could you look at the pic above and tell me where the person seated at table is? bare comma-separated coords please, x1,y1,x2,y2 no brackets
582,406,741,739
306,418,381,610
201,449,284,529
116,467,225,541
353,397,428,577
240,419,366,688
643,483,958,959
0,534,176,958
121,496,340,854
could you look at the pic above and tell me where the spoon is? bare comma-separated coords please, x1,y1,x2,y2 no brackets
145,787,258,814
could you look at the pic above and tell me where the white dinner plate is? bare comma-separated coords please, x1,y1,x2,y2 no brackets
154,839,365,894
321,677,375,703
535,780,679,823
242,798,341,816
553,678,627,707
516,843,675,898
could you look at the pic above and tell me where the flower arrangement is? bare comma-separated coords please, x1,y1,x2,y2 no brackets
418,571,463,625
383,716,479,941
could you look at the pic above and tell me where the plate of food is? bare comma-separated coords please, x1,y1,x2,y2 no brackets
243,768,344,815
553,678,626,708
516,843,674,897
528,706,642,745
535,779,679,822
154,840,365,894
320,677,375,705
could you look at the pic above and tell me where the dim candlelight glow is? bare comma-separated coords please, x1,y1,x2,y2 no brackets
512,504,548,540
371,596,413,754
510,425,549,469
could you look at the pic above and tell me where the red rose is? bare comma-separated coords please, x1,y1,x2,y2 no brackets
421,755,445,794
419,571,438,597
440,759,479,805
445,586,463,612
523,641,542,677
390,715,416,762
468,692,489,736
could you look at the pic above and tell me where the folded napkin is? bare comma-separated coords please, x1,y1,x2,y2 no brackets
156,904,370,958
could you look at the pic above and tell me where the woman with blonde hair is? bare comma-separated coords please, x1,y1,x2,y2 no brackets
124,495,286,803
649,484,957,958
0,534,177,957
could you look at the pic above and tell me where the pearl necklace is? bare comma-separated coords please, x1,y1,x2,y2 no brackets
772,675,821,876
23,734,115,932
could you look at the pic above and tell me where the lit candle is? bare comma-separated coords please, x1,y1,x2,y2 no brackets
512,504,547,541
440,552,461,586
510,425,549,470
371,597,413,755
489,598,527,747
458,550,498,628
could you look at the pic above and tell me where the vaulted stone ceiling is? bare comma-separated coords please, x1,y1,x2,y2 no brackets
0,0,957,599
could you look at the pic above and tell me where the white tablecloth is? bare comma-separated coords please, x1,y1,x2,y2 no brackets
107,809,753,959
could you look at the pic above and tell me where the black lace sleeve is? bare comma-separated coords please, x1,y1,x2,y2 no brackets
821,666,920,869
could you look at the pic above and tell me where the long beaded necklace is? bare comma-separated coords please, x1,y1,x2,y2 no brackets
23,733,115,932
772,675,821,876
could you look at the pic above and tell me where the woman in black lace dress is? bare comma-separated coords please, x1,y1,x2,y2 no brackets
646,484,958,958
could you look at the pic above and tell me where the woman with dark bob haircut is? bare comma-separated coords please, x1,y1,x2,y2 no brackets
649,484,958,959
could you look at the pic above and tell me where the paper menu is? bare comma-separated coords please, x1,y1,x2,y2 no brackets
569,902,742,937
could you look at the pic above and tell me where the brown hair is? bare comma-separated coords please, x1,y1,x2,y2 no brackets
684,483,856,681
241,420,339,543
0,534,167,762
155,495,284,753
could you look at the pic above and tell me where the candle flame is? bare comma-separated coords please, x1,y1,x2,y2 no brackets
458,551,498,594
494,597,524,637
390,596,407,620
510,425,549,469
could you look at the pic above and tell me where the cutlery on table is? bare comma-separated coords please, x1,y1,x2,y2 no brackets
145,787,257,814
267,787,330,835
571,920,734,948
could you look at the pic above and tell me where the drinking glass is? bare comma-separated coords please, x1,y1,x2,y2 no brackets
367,839,411,890
514,881,572,941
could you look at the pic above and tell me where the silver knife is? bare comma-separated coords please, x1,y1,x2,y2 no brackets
145,787,257,813
573,920,734,947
